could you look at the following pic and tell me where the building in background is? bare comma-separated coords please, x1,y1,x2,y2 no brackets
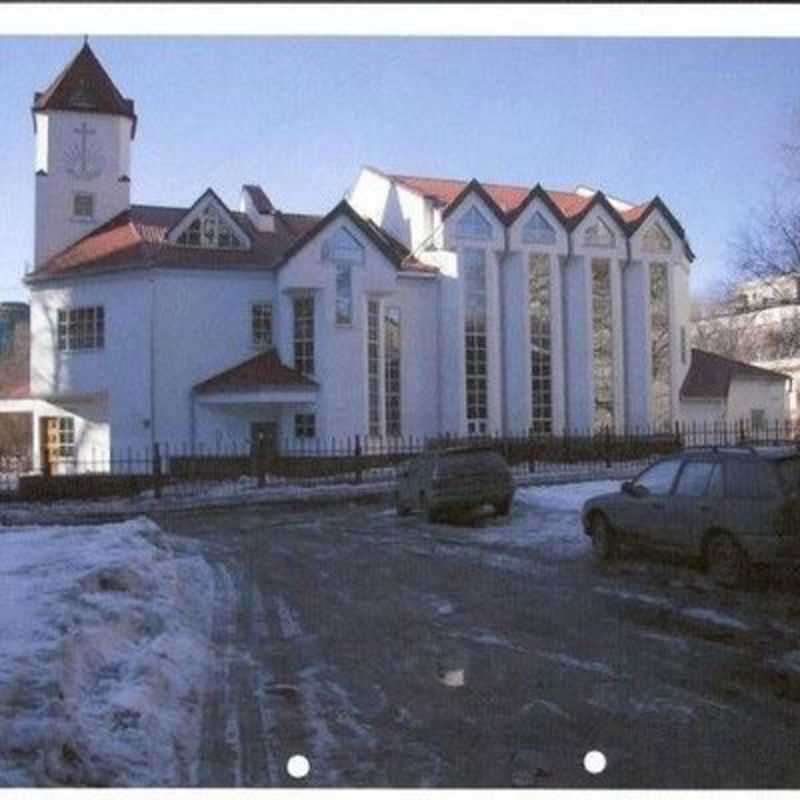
0,303,32,458
693,275,800,421
0,42,696,469
679,348,791,431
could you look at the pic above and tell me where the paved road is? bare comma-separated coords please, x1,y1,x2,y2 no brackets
156,494,800,788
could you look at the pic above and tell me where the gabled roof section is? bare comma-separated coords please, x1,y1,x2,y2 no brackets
565,190,629,235
383,170,694,261
194,349,318,395
276,199,438,274
26,203,323,283
507,183,570,227
625,195,695,261
680,349,791,400
32,42,137,137
166,188,253,249
440,178,507,222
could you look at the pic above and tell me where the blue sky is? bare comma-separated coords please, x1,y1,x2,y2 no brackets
1,35,799,302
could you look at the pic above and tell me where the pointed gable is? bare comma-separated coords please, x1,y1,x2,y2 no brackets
33,42,137,137
167,189,252,251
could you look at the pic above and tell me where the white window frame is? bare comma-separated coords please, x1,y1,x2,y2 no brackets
463,248,488,434
529,253,553,434
57,306,105,352
295,413,316,439
174,201,248,250
293,296,315,376
384,305,402,438
72,192,94,220
251,301,273,349
324,227,364,327
367,299,382,437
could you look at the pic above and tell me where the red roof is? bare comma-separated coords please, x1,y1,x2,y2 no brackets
33,42,136,136
680,349,791,400
27,203,323,282
387,173,642,222
194,349,317,395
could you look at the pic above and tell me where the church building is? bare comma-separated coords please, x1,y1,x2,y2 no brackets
0,42,695,469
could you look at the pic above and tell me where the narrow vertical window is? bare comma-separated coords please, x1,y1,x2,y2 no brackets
367,299,381,437
464,248,488,435
252,302,272,348
385,306,402,437
651,263,672,430
680,325,687,365
592,259,614,432
324,228,363,326
529,254,552,434
336,264,352,325
58,417,75,459
293,297,314,376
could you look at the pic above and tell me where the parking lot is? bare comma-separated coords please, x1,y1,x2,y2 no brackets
157,482,800,788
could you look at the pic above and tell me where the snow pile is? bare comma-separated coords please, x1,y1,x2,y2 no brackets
0,518,214,787
516,480,621,513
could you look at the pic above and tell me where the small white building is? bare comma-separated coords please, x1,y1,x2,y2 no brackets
679,348,791,431
1,42,697,469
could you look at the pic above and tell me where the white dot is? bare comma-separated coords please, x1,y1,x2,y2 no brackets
287,754,310,779
584,750,606,774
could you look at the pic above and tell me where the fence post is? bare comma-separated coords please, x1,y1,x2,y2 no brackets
257,433,266,489
674,419,682,450
738,418,746,444
354,434,362,484
153,442,162,500
604,425,612,468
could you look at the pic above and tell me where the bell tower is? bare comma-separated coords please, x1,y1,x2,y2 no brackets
32,40,136,267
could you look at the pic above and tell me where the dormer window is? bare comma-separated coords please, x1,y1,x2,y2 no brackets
456,206,492,241
583,218,616,248
176,203,246,250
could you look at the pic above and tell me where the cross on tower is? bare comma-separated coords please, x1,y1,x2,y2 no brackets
73,121,97,178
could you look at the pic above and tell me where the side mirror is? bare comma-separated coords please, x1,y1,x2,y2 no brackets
622,481,646,498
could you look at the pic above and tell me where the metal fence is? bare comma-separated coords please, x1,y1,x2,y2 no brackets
1,419,798,503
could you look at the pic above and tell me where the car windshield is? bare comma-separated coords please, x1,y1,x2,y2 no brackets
776,457,800,493
439,451,505,477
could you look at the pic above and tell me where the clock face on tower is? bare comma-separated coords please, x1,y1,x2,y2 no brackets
61,122,105,180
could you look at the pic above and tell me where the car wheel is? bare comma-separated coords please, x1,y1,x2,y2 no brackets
589,513,617,561
493,494,512,517
705,533,750,588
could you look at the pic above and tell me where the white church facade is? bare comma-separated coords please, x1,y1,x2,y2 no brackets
3,43,695,468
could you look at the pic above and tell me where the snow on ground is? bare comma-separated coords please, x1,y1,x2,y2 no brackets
468,480,620,558
516,480,622,513
0,518,214,787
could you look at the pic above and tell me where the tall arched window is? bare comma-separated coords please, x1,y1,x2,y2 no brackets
324,228,364,325
456,206,493,241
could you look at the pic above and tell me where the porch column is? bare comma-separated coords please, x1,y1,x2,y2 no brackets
622,259,651,430
562,255,593,433
610,258,626,432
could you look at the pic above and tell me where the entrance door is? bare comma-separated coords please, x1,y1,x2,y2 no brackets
250,422,278,457
39,416,60,472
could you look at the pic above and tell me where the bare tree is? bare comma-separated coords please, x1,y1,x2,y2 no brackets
733,107,800,293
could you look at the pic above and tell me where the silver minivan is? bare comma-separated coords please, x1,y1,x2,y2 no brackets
395,447,514,522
